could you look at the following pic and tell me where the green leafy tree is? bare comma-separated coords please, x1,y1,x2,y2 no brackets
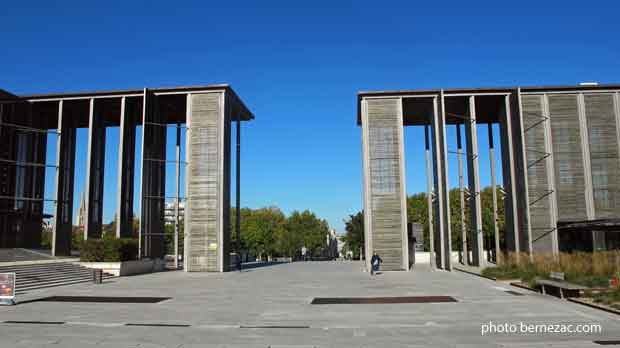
342,211,364,258
286,210,330,257
243,207,287,260
407,193,429,251
406,186,505,253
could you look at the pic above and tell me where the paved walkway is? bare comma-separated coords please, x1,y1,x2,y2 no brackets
1,261,619,347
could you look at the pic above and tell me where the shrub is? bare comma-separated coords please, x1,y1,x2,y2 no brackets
79,240,105,262
79,238,138,262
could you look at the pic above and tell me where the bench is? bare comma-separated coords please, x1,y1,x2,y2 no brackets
535,272,587,299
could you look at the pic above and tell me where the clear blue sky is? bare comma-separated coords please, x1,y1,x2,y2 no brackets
2,1,619,233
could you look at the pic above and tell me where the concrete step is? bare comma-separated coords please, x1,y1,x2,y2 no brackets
16,273,114,286
3,261,115,294
16,278,115,294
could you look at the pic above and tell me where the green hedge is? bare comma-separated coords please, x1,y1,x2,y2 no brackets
79,238,138,262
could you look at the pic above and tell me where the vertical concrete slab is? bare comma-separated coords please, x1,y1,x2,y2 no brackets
116,97,137,238
456,124,467,264
577,94,595,221
522,94,558,254
430,92,452,270
84,98,106,240
424,125,435,270
487,123,500,263
465,96,484,266
52,100,76,256
584,93,619,248
361,97,408,271
499,94,521,256
185,91,230,272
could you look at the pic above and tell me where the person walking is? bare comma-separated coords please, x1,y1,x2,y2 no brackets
370,251,382,276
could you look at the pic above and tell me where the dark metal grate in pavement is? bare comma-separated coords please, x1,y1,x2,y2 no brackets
311,296,457,304
125,323,190,327
505,290,525,296
594,341,620,346
22,296,171,304
241,325,310,329
4,320,65,325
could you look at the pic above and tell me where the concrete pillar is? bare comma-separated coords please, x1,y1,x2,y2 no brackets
424,125,435,270
116,97,137,238
499,95,520,256
542,94,559,255
84,98,106,240
184,91,232,272
139,89,166,258
616,92,620,166
360,97,409,271
488,123,500,263
456,124,467,264
52,100,76,256
235,112,241,271
430,92,452,270
174,123,181,269
499,92,532,260
465,96,484,267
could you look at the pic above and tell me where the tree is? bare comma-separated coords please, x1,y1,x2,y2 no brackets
242,207,287,260
285,210,330,258
342,211,364,258
407,193,429,251
406,186,506,253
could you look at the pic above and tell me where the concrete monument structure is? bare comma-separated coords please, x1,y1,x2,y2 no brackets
358,84,620,271
0,85,253,272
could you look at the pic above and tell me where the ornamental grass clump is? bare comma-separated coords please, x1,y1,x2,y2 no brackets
482,251,620,288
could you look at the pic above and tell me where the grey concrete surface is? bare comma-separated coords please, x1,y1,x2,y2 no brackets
1,261,619,347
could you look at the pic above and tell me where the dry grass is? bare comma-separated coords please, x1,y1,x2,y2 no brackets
482,251,620,287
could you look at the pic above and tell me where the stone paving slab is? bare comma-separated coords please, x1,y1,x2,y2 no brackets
0,261,619,347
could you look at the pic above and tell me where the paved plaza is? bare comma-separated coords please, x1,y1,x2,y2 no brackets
1,261,619,347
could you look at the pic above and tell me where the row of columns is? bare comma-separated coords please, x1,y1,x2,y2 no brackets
51,91,182,258
423,93,526,269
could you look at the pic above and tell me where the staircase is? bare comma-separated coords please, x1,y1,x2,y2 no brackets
0,261,115,294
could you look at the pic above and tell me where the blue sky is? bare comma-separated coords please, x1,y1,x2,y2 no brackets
2,0,619,233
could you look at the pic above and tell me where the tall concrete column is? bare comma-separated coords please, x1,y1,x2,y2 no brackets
424,125,435,270
430,92,452,270
499,92,531,259
487,123,500,263
465,96,484,267
174,123,181,269
139,89,167,258
52,100,76,255
116,97,138,238
84,98,106,240
456,124,467,264
360,97,409,271
235,112,241,271
184,91,232,272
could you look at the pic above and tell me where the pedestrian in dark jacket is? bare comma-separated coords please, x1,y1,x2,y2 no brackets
370,252,382,275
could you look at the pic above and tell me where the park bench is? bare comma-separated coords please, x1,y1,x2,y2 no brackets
536,272,587,299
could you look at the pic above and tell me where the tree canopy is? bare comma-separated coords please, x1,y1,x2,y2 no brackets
342,185,505,253
341,211,364,258
231,207,331,260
